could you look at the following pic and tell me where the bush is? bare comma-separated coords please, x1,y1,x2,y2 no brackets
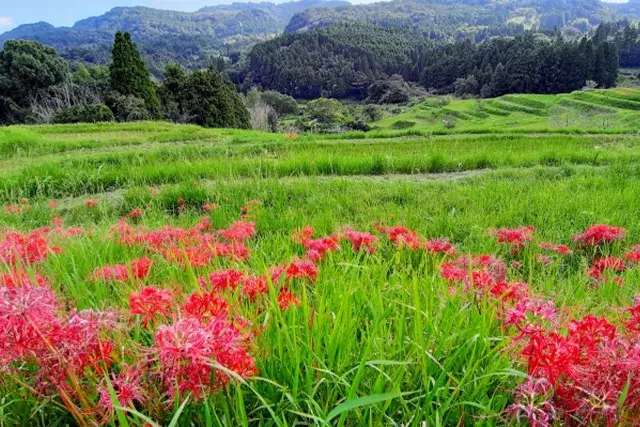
361,104,383,122
105,93,150,122
52,104,115,124
260,91,298,116
391,120,416,130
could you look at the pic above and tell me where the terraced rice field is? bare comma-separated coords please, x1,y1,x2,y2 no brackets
377,88,640,133
2,101,640,426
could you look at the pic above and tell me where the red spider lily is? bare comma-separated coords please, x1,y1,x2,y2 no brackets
342,227,377,253
588,257,627,281
292,225,315,244
0,283,60,362
626,245,640,264
277,288,299,310
90,258,152,283
200,269,245,291
285,260,319,283
378,225,422,249
493,226,535,250
504,298,557,332
508,377,556,427
202,203,219,212
425,239,457,256
153,317,257,399
240,200,261,219
242,276,269,300
301,235,340,261
441,254,507,289
626,304,640,333
573,224,626,247
6,204,22,215
129,287,173,326
47,201,57,209
85,200,99,208
539,242,573,255
0,230,59,266
97,364,145,416
0,270,49,287
535,255,552,265
440,262,467,283
489,281,530,303
218,221,256,241
126,208,144,219
268,266,286,284
182,292,229,322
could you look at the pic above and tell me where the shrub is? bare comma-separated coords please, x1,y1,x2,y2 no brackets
105,93,150,122
52,104,115,124
391,120,416,130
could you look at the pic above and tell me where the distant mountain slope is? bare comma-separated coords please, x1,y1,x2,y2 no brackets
0,0,349,76
285,0,614,35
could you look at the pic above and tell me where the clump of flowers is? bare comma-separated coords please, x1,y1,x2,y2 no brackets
493,226,535,251
573,224,626,247
129,286,173,326
90,257,152,283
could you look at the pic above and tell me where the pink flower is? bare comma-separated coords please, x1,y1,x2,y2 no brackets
85,199,99,208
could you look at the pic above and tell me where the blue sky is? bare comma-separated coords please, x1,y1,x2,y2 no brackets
0,0,630,32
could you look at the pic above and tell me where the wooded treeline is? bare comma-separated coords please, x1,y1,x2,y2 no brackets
0,32,250,127
239,23,619,100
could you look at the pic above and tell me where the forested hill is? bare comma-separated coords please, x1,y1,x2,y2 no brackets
285,0,614,36
0,0,349,77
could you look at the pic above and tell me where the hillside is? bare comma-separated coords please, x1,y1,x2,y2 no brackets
373,88,640,133
285,0,614,36
0,0,349,76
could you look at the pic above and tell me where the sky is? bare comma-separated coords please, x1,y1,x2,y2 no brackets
0,0,631,32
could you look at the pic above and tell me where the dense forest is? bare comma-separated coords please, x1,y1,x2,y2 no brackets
240,23,619,99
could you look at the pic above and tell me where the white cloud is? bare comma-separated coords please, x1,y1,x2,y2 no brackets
0,17,13,27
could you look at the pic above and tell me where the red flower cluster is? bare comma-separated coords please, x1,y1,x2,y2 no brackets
539,242,572,255
90,257,152,283
375,224,422,249
0,230,60,265
493,226,536,250
342,227,377,253
588,256,627,281
129,286,173,325
154,317,257,398
111,218,252,267
573,224,626,247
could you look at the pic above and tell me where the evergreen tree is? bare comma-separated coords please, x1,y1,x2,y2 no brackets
109,31,160,116
594,42,619,88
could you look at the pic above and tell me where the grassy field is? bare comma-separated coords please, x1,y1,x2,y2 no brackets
375,88,640,133
2,92,640,426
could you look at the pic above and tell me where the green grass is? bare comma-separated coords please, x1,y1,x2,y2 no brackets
2,93,640,426
373,88,640,133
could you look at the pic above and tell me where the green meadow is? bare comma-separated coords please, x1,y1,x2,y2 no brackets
2,89,640,426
